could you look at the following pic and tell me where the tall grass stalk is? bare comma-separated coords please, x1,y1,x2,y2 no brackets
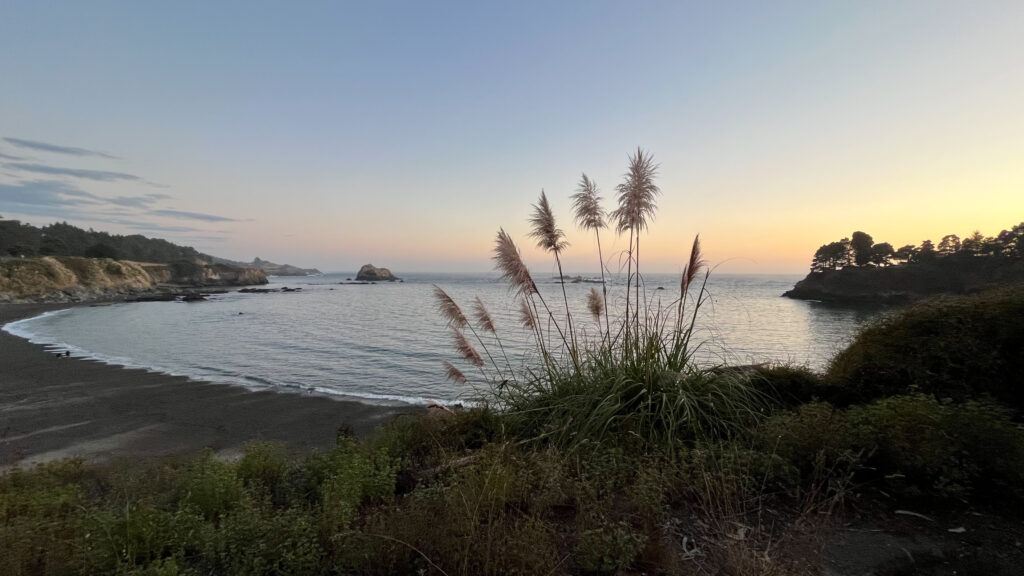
572,173,611,340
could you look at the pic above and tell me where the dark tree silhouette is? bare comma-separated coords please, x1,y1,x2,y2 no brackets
850,231,874,266
811,238,852,272
870,242,895,266
894,244,917,263
938,234,961,254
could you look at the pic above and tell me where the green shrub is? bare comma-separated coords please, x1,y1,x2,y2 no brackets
753,364,853,406
308,438,397,534
574,521,647,575
827,287,1024,409
175,451,243,520
368,407,503,475
849,394,1024,500
0,460,91,576
199,497,322,576
347,443,564,575
235,441,292,504
759,401,857,475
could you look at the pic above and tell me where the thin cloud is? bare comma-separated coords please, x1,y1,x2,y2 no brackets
4,137,118,159
154,209,241,223
0,180,100,207
117,221,204,234
110,193,172,208
5,162,154,184
0,152,26,161
1,180,171,219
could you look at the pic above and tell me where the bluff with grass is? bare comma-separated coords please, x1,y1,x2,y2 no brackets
0,256,267,303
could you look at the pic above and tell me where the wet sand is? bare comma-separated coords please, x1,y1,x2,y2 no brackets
0,303,418,469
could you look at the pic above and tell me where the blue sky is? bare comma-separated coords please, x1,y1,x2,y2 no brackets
2,1,1022,273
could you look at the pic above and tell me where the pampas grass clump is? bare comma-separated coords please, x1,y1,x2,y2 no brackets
434,149,768,450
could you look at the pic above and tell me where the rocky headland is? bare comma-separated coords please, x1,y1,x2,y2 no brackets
783,257,1024,303
355,263,400,282
212,256,322,276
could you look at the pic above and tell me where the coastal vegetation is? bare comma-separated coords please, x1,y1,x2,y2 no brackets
0,217,209,264
3,155,1022,574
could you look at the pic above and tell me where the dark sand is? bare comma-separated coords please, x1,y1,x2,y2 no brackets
1,303,418,470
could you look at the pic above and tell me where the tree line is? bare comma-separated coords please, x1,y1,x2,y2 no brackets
0,216,211,264
810,222,1024,272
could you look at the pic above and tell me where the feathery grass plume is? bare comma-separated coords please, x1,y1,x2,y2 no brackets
433,285,468,329
494,228,537,298
441,360,468,385
611,148,661,346
587,287,603,324
529,190,580,365
681,234,705,294
472,296,496,333
528,190,569,255
572,172,611,338
518,298,537,330
611,148,660,234
453,330,484,367
571,174,605,231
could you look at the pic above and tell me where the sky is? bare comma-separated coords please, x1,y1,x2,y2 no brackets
1,1,1022,274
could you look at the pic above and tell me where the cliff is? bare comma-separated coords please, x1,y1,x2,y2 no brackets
140,262,268,287
0,257,267,303
0,257,155,303
783,257,1024,303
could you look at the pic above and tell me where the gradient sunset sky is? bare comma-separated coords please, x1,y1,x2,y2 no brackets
2,1,1022,274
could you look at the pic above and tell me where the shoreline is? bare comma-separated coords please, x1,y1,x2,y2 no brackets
0,302,419,470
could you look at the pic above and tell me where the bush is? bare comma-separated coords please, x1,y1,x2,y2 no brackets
761,395,1024,502
574,521,647,574
849,394,1024,501
175,451,243,520
753,364,854,407
827,287,1024,410
0,460,91,575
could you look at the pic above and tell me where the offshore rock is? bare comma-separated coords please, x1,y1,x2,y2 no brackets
355,264,400,282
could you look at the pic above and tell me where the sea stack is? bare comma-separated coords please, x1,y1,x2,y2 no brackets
355,264,400,282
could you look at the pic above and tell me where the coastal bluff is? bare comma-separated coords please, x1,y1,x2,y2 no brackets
0,256,267,303
783,257,1024,304
355,263,400,282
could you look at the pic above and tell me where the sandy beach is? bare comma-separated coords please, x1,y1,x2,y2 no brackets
0,303,417,470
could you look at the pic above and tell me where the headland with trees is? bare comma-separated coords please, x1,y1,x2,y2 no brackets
784,222,1024,303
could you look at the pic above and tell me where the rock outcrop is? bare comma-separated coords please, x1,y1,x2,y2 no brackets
355,264,400,282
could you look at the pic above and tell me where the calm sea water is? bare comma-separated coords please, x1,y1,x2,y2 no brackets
3,273,883,406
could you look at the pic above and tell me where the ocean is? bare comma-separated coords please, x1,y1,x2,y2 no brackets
2,273,883,406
